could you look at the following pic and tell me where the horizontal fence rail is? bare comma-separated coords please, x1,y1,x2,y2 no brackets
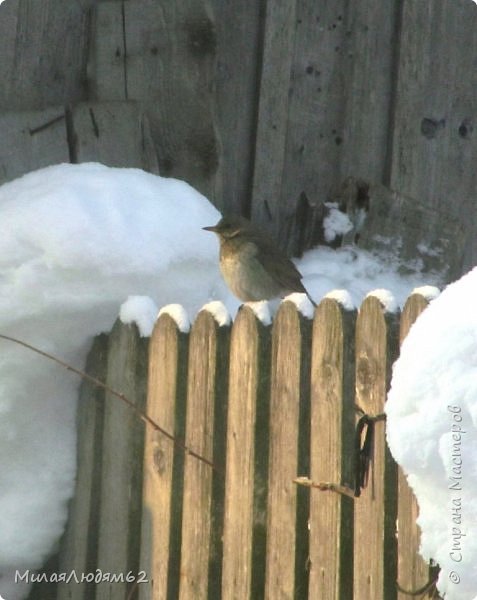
57,292,438,600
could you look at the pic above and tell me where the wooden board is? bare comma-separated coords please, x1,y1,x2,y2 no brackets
139,314,188,600
354,182,466,281
123,0,219,196
56,334,108,600
209,0,263,216
0,0,91,110
396,294,431,600
71,101,159,172
265,302,312,599
389,0,477,269
309,299,355,599
0,108,69,185
221,306,271,599
339,0,400,185
179,311,230,599
353,296,399,600
88,1,127,101
96,320,148,600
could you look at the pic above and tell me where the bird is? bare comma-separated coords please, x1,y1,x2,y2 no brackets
203,215,316,306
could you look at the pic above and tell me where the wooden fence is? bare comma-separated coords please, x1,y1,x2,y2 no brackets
53,291,439,600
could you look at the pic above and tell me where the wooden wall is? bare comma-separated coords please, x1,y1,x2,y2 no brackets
0,0,475,269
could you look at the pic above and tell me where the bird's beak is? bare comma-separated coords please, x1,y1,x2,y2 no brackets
203,225,218,232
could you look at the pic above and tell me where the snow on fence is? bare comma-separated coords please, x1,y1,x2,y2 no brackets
55,292,436,600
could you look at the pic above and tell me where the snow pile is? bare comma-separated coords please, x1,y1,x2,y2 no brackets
386,267,477,599
201,301,231,327
0,163,221,599
0,162,445,599
324,289,354,310
157,303,191,333
323,204,353,242
366,288,399,313
119,296,158,337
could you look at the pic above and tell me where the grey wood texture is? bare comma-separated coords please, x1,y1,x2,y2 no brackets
309,299,355,600
353,182,467,280
179,311,230,599
389,0,477,271
0,108,69,184
123,0,220,197
139,314,188,600
397,294,431,600
95,320,148,600
1,0,475,270
353,297,399,600
56,335,108,600
71,101,160,172
0,0,92,110
265,301,311,599
221,306,271,600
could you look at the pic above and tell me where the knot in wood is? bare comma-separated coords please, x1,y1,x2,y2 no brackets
356,354,377,390
185,17,217,57
153,446,166,475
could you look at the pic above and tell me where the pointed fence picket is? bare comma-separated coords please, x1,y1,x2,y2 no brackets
57,292,435,600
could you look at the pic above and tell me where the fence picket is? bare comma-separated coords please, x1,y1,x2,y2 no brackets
179,311,230,599
94,320,148,600
139,315,188,600
353,297,399,600
57,334,108,600
221,306,271,600
397,294,432,599
265,302,312,599
309,298,356,599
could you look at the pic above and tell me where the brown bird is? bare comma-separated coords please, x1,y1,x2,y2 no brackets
203,215,316,306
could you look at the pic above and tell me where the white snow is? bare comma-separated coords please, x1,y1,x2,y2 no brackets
200,301,231,327
157,304,191,333
324,289,355,310
282,293,315,318
323,204,354,242
119,296,158,337
0,162,450,599
412,285,440,301
386,266,477,599
365,288,399,313
244,300,272,325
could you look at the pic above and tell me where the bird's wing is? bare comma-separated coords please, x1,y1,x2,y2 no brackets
248,231,307,294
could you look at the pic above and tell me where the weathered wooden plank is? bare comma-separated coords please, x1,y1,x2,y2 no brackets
339,0,400,184
209,0,263,215
88,1,127,100
396,293,431,600
250,0,298,239
221,306,271,600
71,101,159,172
389,0,477,269
56,334,108,600
309,298,355,600
252,0,350,253
353,296,399,600
139,314,188,600
96,320,148,600
264,302,312,599
352,182,466,281
0,108,69,185
179,311,230,599
123,0,219,197
0,0,91,110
